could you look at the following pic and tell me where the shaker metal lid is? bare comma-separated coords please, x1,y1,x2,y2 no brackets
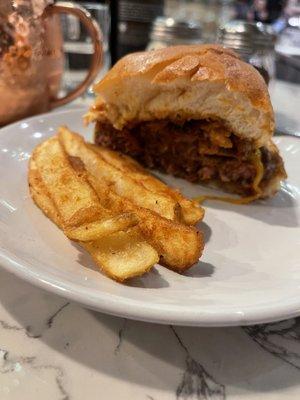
217,20,276,53
150,16,202,43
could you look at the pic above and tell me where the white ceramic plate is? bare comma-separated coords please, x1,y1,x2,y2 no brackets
0,108,299,326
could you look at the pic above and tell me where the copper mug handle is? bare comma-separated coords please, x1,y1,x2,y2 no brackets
44,1,103,108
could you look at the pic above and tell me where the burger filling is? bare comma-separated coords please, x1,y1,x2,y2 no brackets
95,119,283,197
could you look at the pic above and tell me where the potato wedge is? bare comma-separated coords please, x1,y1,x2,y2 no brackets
90,143,204,225
87,176,203,270
59,127,181,221
29,127,204,279
28,157,62,227
57,128,203,269
32,137,106,227
29,143,159,281
65,213,138,241
85,227,158,281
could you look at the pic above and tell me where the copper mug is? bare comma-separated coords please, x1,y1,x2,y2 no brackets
0,1,102,126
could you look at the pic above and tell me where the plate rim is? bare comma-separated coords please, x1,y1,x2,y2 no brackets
1,108,300,327
2,247,300,327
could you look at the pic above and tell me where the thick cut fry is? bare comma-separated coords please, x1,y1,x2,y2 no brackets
85,227,158,281
87,176,203,270
28,158,159,281
28,158,62,227
29,127,204,280
33,138,105,227
57,127,203,269
90,144,204,225
65,213,138,241
59,127,181,221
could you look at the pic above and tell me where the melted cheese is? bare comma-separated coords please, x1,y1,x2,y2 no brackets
194,150,264,205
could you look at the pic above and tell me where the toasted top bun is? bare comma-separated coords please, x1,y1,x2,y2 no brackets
88,44,274,147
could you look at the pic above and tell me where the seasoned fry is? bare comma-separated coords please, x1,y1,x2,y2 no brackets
58,127,181,221
32,137,105,227
65,213,138,241
87,175,203,270
28,157,62,227
85,227,158,281
29,140,159,282
29,127,204,281
58,127,203,269
90,144,204,225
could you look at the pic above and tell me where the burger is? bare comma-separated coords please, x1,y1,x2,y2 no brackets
86,44,286,202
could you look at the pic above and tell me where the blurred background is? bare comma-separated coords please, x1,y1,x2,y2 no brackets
62,0,299,92
0,0,299,119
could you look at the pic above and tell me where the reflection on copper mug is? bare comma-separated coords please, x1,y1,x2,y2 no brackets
0,1,102,126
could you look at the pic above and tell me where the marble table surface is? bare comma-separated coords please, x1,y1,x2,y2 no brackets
1,79,300,400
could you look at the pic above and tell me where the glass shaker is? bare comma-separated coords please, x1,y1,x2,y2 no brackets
164,0,235,42
217,20,277,84
147,16,202,50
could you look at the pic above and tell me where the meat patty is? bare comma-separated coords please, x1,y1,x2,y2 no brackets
95,119,281,196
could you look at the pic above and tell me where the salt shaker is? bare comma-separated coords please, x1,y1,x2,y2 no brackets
217,20,276,84
147,17,202,50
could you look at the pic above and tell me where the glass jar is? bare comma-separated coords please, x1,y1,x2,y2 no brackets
147,16,202,50
164,0,235,42
217,20,277,84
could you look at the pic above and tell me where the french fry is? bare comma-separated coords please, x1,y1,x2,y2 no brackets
57,127,203,270
85,227,158,281
90,144,204,225
29,127,204,281
87,175,203,270
29,142,159,281
28,158,62,227
65,213,138,241
32,138,106,227
58,127,181,221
